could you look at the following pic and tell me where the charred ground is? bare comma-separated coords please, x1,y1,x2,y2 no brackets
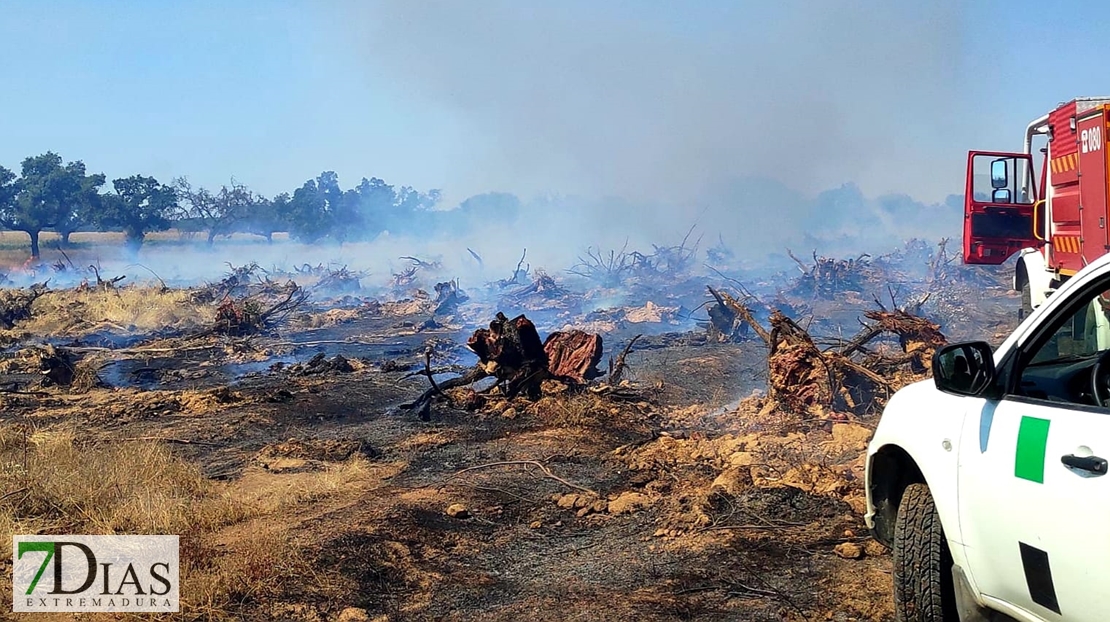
0,235,1018,621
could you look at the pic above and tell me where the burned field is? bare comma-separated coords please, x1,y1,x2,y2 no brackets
0,236,1018,621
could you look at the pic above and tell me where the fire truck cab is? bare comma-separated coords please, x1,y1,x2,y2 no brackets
964,97,1110,318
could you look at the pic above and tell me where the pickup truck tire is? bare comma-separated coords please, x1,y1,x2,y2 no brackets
892,483,957,621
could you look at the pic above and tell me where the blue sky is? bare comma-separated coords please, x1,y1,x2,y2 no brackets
0,1,1106,207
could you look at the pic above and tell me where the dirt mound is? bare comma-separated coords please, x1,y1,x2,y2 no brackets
255,438,379,473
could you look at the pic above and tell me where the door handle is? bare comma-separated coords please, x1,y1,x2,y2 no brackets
1061,454,1108,475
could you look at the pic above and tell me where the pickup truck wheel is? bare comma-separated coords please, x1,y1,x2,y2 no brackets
892,483,958,621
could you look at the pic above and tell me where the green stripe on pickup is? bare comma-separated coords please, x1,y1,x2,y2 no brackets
1015,416,1051,483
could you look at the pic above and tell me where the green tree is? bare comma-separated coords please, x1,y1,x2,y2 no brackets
0,166,16,219
286,172,352,243
97,175,179,253
0,152,105,258
55,172,106,246
239,193,288,243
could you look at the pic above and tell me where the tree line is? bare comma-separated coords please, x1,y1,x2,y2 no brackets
0,151,457,258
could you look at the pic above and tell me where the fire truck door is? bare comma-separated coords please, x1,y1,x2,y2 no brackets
1077,111,1110,262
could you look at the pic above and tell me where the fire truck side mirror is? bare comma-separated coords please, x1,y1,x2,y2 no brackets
990,158,1009,189
992,188,1012,203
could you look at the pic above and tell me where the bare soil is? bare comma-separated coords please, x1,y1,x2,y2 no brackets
1,324,884,621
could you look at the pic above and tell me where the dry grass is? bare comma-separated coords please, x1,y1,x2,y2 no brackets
6,285,215,337
0,426,247,555
182,532,321,619
0,424,378,619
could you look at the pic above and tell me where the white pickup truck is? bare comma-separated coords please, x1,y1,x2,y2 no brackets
865,252,1110,622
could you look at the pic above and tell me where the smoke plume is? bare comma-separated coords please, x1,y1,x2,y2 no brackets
324,0,973,258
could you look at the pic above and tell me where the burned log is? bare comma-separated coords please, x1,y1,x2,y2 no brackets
402,312,609,418
287,353,358,376
767,311,836,412
468,312,549,398
403,312,548,417
506,270,567,301
22,344,105,393
716,293,947,417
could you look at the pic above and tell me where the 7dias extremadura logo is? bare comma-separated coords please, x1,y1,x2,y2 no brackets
12,535,179,612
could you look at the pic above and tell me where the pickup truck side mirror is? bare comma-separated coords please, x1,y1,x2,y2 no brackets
932,341,996,397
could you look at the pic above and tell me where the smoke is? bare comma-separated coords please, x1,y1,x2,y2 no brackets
2,2,976,292
323,0,972,258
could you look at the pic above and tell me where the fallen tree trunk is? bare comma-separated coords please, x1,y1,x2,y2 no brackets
768,311,836,412
402,312,609,418
714,295,948,417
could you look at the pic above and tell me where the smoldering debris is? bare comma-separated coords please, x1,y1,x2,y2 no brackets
433,279,469,315
0,283,48,329
401,312,628,419
786,250,876,300
0,229,1026,621
0,231,1011,424
760,302,946,418
213,283,309,336
0,344,106,394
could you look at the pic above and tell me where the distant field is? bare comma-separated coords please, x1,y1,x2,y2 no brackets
0,230,294,271
0,229,291,250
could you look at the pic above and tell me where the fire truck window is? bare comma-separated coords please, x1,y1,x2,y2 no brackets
973,156,1033,204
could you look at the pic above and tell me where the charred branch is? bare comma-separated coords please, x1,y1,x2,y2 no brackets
494,249,530,289
705,286,771,345
399,256,443,271
706,233,735,265
607,334,642,385
506,269,566,301
568,243,633,287
88,265,126,291
467,248,483,268
433,279,469,315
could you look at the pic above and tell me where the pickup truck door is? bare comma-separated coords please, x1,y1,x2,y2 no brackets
958,292,1110,620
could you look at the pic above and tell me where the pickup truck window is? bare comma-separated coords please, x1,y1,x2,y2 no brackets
1019,289,1110,406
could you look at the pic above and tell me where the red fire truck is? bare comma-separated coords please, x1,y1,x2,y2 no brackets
963,96,1110,317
